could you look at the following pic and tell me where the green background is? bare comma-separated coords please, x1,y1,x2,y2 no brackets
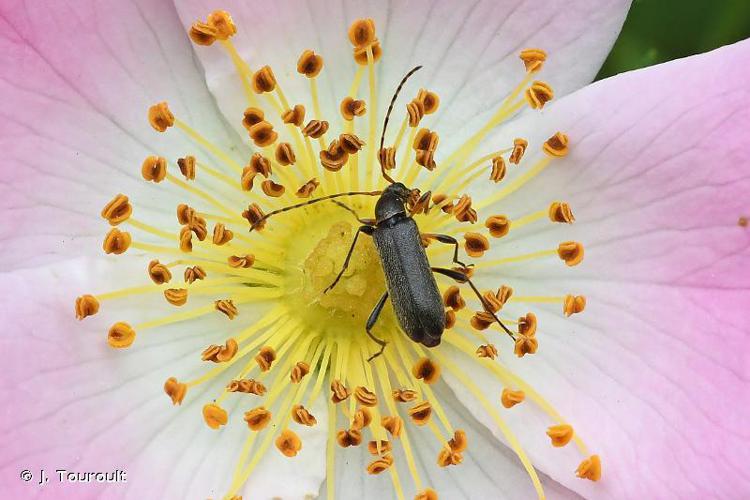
596,0,750,80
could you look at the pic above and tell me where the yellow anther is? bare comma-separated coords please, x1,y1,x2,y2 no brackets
291,404,317,426
276,429,303,457
525,81,554,109
320,140,349,172
408,401,432,426
281,104,306,126
489,156,506,182
353,41,382,65
485,215,510,238
520,48,547,73
381,415,403,437
179,227,193,252
261,179,285,197
188,21,217,46
415,489,438,500
248,121,278,147
416,149,436,171
102,228,131,255
164,288,188,306
392,389,418,403
201,338,238,363
242,107,265,131
368,440,392,455
163,377,187,405
448,429,468,453
576,455,602,481
147,102,174,132
417,88,440,114
296,178,320,198
412,357,440,384
336,428,362,447
275,142,296,166
184,265,206,284
75,295,99,320
242,203,266,230
557,241,584,266
290,361,310,383
141,155,167,183
227,379,266,396
549,201,575,223
464,232,490,258
348,18,377,47
255,346,276,371
177,155,196,180
212,223,234,245
563,295,586,316
378,147,396,170
366,454,394,474
518,312,537,336
543,132,570,157
252,65,276,94
509,138,528,164
215,299,238,319
445,309,456,329
443,285,465,311
107,322,135,348
437,448,463,467
501,388,525,408
244,407,272,431
297,49,324,78
206,10,236,40
453,194,477,223
352,407,372,430
203,403,228,430
176,203,195,225
470,311,495,331
407,98,425,127
413,128,439,152
302,119,329,139
340,96,366,121
354,386,378,407
476,344,498,359
339,133,366,154
101,194,132,225
514,335,538,357
547,424,574,447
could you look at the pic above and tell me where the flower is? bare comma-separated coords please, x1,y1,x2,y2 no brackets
1,1,749,499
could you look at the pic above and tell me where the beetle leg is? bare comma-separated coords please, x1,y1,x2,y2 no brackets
331,200,377,226
422,233,470,268
431,267,516,341
365,292,389,362
323,225,376,294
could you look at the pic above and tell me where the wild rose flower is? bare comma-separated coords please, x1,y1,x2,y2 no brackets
1,1,748,499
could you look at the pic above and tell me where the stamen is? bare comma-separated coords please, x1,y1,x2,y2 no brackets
227,378,266,395
337,428,363,447
163,377,187,405
107,322,135,348
297,49,324,78
183,265,206,283
251,65,277,94
290,361,310,383
563,295,587,316
509,138,528,165
296,178,320,198
490,156,507,182
392,389,418,403
201,338,239,363
443,285,465,310
75,295,99,320
101,194,132,225
206,10,237,40
261,179,286,197
340,97,366,120
291,405,318,426
141,155,167,183
549,201,575,223
203,403,229,429
444,309,456,329
485,215,511,238
102,228,131,254
514,335,538,357
148,102,174,132
275,142,296,166
519,48,547,73
215,299,238,319
576,455,602,481
463,232,490,257
415,489,438,500
367,454,394,474
518,312,537,336
411,358,440,384
163,288,188,306
408,401,432,426
543,132,570,157
177,156,196,180
476,344,498,359
382,415,403,437
557,241,585,266
501,388,525,408
354,386,378,407
302,119,329,139
212,223,234,245
524,81,554,109
255,345,276,371
245,407,272,431
546,424,574,447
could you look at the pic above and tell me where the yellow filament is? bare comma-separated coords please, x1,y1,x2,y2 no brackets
219,39,258,107
475,248,557,268
173,118,243,173
392,116,409,153
166,174,240,220
510,296,564,304
366,47,377,188
196,161,244,191
310,77,323,121
477,157,552,210
326,396,336,500
125,218,175,241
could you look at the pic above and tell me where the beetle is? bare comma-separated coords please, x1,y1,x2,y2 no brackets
249,67,516,360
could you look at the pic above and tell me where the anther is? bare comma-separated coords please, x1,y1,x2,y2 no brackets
353,41,382,65
252,65,276,94
470,311,495,331
201,338,238,363
412,358,440,384
352,407,372,430
176,204,195,225
416,150,436,170
141,156,167,183
212,223,234,245
340,97,366,121
242,203,266,230
302,119,329,139
320,140,349,172
546,424,574,447
445,309,456,329
366,454,394,474
481,285,512,312
261,179,286,197
415,489,438,500
543,132,570,157
739,216,748,227
244,407,272,431
291,404,317,426
179,227,193,252
448,429,468,453
490,156,506,182
101,194,132,225
164,288,188,306
520,48,547,73
242,107,265,131
215,299,238,319
354,386,378,407
549,201,575,223
163,377,187,405
184,265,206,284
381,415,403,437
518,312,537,336
337,429,362,447
255,346,276,371
227,378,266,395
188,21,217,46
108,322,135,348
525,81,554,109
252,153,273,177
177,156,196,180
576,455,602,481
206,10,236,40
148,102,174,132
413,128,439,152
75,295,99,320
509,138,528,165
275,142,296,166
557,241,584,266
476,344,498,359
248,121,278,147
501,388,525,408
437,448,463,467
443,286,465,310
290,361,310,383
514,335,538,357
464,232,490,258
276,429,303,457
296,178,320,198
410,191,432,216
453,195,477,223
297,49,324,78
407,99,425,127
103,228,131,254
378,147,396,170
188,215,208,241
485,215,510,238
392,389,418,403
348,18,377,47
417,89,440,114
282,104,306,127
203,403,228,429
339,133,366,154
408,401,432,426
368,440,392,455
563,295,586,316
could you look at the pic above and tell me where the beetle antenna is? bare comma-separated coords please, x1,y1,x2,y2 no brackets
248,190,382,232
379,65,423,184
